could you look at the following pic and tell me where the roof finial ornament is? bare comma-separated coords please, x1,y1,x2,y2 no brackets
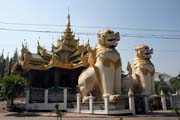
68,7,70,16
85,38,90,46
67,7,71,27
87,38,90,44
22,43,24,49
25,42,27,48
37,37,40,46
23,39,27,48
7,52,9,58
37,40,40,47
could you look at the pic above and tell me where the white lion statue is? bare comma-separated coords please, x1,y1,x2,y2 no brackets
132,44,155,95
78,29,122,102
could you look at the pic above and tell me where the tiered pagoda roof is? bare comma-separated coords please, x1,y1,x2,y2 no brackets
12,15,90,73
52,14,79,53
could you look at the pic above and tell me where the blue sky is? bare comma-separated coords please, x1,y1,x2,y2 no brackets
0,0,180,76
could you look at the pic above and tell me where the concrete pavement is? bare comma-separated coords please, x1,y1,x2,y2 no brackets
0,110,179,120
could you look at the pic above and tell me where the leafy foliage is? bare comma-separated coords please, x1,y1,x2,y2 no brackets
169,74,180,92
155,81,172,94
0,75,25,107
12,48,18,64
0,48,19,80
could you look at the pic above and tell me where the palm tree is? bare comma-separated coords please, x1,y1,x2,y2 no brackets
0,75,25,110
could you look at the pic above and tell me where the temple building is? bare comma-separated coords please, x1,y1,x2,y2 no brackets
12,14,90,90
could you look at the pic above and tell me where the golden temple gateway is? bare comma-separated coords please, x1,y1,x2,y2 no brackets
12,14,90,89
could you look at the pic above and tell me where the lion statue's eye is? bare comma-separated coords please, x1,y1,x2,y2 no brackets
144,47,148,50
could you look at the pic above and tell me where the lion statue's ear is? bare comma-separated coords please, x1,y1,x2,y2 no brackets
115,32,120,41
135,47,138,52
150,48,153,54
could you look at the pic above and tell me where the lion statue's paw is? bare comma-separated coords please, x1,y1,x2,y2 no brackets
109,94,121,102
82,96,89,102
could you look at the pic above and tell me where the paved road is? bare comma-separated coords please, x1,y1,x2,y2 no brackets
0,112,178,120
0,116,178,120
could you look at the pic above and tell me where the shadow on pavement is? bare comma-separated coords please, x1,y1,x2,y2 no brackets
126,111,177,117
5,112,40,117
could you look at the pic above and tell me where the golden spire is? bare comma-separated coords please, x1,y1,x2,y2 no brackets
67,7,70,26
65,14,72,36
52,14,79,54
67,14,70,27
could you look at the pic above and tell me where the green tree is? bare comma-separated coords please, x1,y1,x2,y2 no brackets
12,48,18,65
0,75,25,109
0,49,4,79
170,74,180,92
154,72,172,94
8,58,13,75
0,59,5,79
155,81,172,94
4,54,10,76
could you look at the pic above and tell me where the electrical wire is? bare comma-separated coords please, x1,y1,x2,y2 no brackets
0,21,180,33
0,27,180,40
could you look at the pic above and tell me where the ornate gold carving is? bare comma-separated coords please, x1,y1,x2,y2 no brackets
12,15,89,74
87,46,96,67
93,66,103,98
98,57,121,70
140,67,155,76
133,74,143,94
127,61,132,76
52,14,79,53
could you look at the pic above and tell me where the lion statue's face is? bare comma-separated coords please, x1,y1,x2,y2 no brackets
97,29,120,48
135,45,153,59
